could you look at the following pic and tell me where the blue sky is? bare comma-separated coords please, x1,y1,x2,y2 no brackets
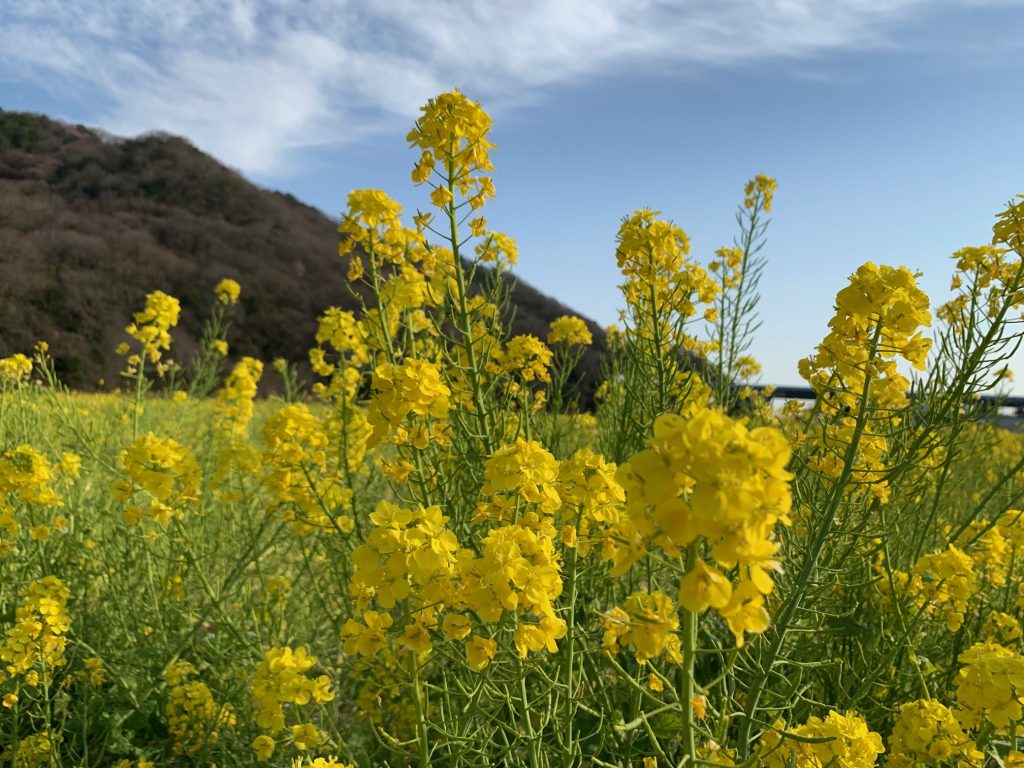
2,1,1023,388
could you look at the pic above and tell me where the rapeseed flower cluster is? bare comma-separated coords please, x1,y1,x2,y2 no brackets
556,448,625,553
0,353,32,384
113,432,201,525
315,309,369,364
907,545,978,631
887,698,982,768
123,289,181,366
261,404,353,534
2,730,60,768
311,309,372,409
311,308,369,386
367,359,450,448
612,408,793,646
709,246,744,290
338,189,420,279
377,263,439,322
938,245,1024,329
744,173,777,212
164,660,236,754
994,194,1024,252
215,277,242,306
480,439,562,517
460,520,566,659
799,263,931,502
982,610,1022,644
407,89,495,210
215,357,264,438
760,711,884,768
0,445,61,542
616,208,718,321
547,315,593,347
344,501,459,645
0,576,70,686
475,231,519,269
501,335,553,385
251,646,334,758
950,517,1012,588
955,642,1024,732
601,591,682,663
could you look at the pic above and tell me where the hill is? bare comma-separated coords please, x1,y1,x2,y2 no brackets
0,110,605,401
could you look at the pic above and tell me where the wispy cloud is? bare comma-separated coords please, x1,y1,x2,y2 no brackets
0,0,1007,173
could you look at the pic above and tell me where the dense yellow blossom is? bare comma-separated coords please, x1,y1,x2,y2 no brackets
908,545,978,631
214,277,241,305
744,173,777,213
113,432,201,525
164,660,235,754
124,290,181,364
476,230,519,268
407,89,495,209
557,447,624,552
616,208,691,285
616,208,718,319
799,262,931,503
0,576,70,684
547,315,593,347
887,698,982,768
465,634,498,671
215,356,263,438
982,611,1022,645
460,524,565,638
501,335,553,384
261,403,353,534
346,501,458,626
940,243,1024,357
314,308,369,369
612,408,792,645
338,189,421,271
0,353,32,384
82,656,105,686
601,591,682,664
2,730,60,768
252,646,334,734
367,359,450,447
0,445,61,541
252,733,275,761
760,711,884,768
993,194,1024,254
481,440,561,516
955,642,1024,732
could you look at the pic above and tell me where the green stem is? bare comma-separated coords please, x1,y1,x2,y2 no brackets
445,165,495,455
561,533,581,768
410,651,431,768
680,542,699,765
132,354,146,439
519,665,541,768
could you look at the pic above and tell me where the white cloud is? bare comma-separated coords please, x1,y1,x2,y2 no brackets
0,0,1009,173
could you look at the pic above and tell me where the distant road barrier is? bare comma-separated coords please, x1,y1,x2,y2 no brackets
746,385,1024,420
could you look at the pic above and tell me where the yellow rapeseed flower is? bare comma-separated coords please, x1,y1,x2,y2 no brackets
547,315,592,347
214,278,241,305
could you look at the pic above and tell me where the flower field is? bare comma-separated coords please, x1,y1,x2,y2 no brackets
3,89,1024,768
